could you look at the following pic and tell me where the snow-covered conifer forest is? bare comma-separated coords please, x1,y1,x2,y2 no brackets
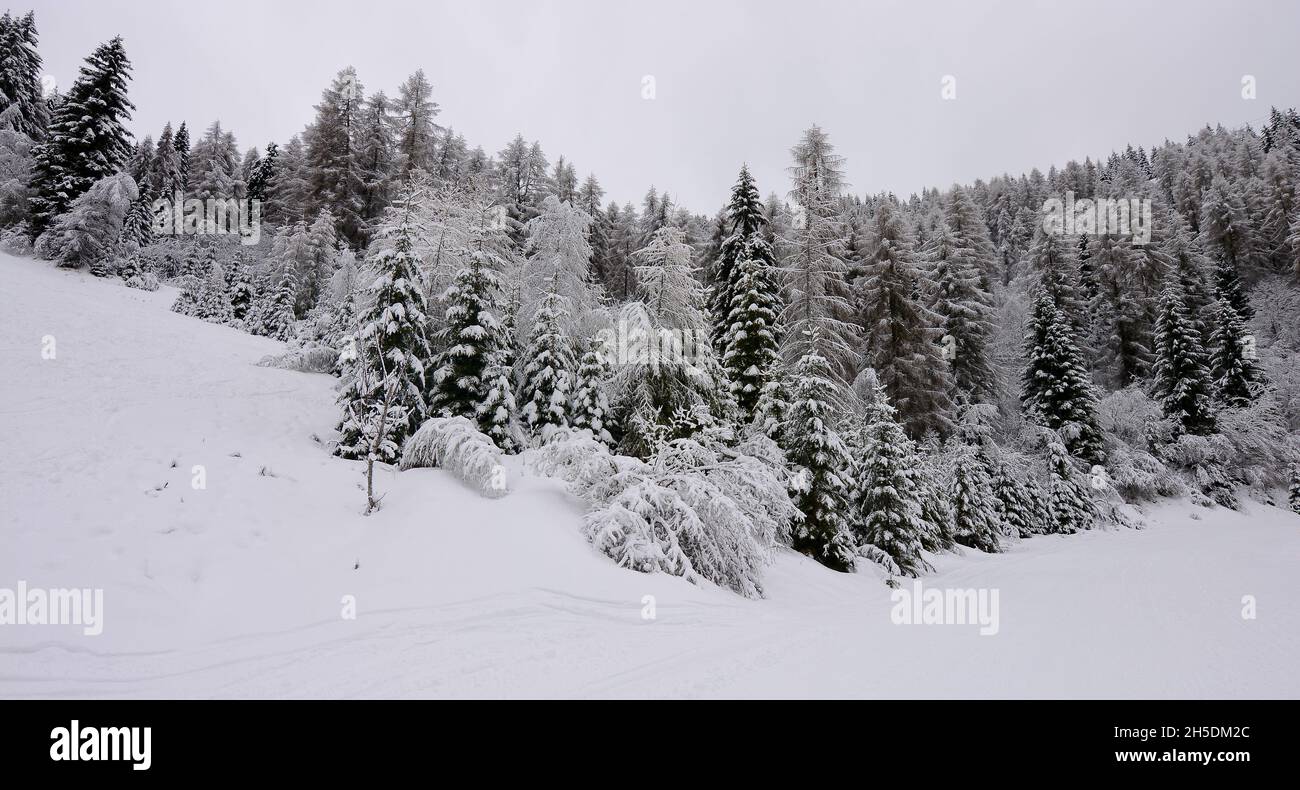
2,1,1299,699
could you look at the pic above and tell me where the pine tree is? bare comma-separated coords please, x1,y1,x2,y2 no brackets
1209,296,1263,408
305,67,366,246
991,457,1035,537
1200,174,1261,277
335,197,434,460
853,386,930,576
429,247,503,420
1163,212,1215,339
173,121,190,190
32,172,135,268
1026,227,1086,336
569,343,614,445
228,254,255,322
245,141,277,203
949,444,1002,553
257,265,298,341
477,352,522,454
925,219,996,403
520,279,575,440
1045,435,1095,534
193,258,234,324
392,70,440,180
1151,283,1217,435
1212,250,1255,323
0,12,50,139
859,199,955,437
356,92,394,236
722,240,784,418
785,341,858,572
29,36,135,234
150,122,182,197
780,126,858,383
1021,290,1105,464
943,185,999,289
710,165,764,349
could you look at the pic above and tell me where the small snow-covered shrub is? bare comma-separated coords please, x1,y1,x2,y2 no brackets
34,173,137,269
256,343,339,374
531,428,795,598
124,272,160,292
399,416,508,498
1,223,32,254
1102,440,1185,502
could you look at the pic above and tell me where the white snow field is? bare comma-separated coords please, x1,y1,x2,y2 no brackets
1,251,1298,699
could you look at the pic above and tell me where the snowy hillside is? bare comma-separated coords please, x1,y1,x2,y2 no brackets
2,251,1298,699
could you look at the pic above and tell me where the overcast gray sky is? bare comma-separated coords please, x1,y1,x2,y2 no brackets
26,0,1300,212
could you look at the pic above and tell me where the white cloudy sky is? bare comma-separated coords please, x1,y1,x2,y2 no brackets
27,0,1300,211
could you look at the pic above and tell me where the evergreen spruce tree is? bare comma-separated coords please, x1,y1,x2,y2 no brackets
0,12,50,139
710,165,764,349
853,386,930,577
228,255,255,323
785,339,858,572
1211,251,1255,323
173,121,190,190
991,456,1034,538
29,36,135,234
925,219,996,403
1151,283,1217,435
1026,228,1086,336
722,234,783,418
520,278,575,440
859,199,955,437
193,259,234,324
949,444,1002,553
1046,435,1095,534
335,202,433,460
245,140,277,203
429,246,503,420
1021,290,1105,464
258,265,298,341
570,342,614,445
1209,296,1263,408
1199,175,1261,278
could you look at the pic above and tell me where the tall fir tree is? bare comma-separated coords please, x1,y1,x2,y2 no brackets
29,36,135,235
859,199,955,437
925,219,997,404
1209,296,1263,408
569,342,614,445
853,386,931,577
520,278,575,440
335,196,434,460
1151,283,1217,435
1045,435,1095,534
428,244,504,420
1021,290,1105,464
785,338,858,572
0,12,50,139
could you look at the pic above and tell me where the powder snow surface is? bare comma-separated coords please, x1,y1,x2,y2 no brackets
1,252,1297,698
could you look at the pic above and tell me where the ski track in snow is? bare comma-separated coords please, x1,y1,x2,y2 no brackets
1,252,1298,699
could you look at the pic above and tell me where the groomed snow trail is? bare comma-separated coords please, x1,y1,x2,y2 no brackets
2,252,1298,698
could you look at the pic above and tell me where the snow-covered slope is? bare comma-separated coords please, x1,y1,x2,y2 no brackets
2,251,1298,698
